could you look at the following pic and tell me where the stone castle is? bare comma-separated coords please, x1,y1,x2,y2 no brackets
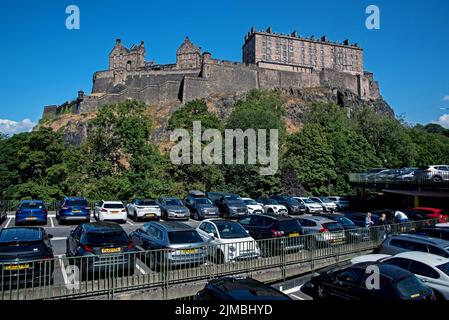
43,27,382,117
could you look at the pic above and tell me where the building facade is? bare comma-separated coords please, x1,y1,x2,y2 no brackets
243,27,364,76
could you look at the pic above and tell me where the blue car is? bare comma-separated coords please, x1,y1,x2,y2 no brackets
15,200,48,226
56,197,90,225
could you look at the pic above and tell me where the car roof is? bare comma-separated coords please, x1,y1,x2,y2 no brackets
241,198,253,201
393,251,449,266
148,221,193,232
64,196,86,201
0,227,44,242
206,219,240,225
207,277,290,300
259,213,294,221
392,233,449,247
20,200,44,204
82,222,125,233
351,262,413,280
160,197,180,200
299,216,336,223
102,200,124,204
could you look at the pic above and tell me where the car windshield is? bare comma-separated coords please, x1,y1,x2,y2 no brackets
104,203,124,209
302,198,315,204
66,200,88,207
437,262,449,276
335,217,356,227
394,276,430,299
168,231,203,244
164,199,182,206
215,221,249,239
339,198,349,202
279,220,302,232
320,198,332,203
136,200,157,206
0,242,46,254
194,198,212,205
81,231,129,245
285,198,300,205
224,195,242,201
323,222,343,232
243,199,258,205
264,199,278,205
20,202,44,209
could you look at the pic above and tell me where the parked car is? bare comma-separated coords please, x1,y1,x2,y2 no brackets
343,212,385,227
375,233,449,258
309,197,337,213
56,196,90,225
0,200,6,224
215,194,248,219
197,219,260,263
297,216,346,248
351,252,449,300
238,213,303,256
241,198,264,215
307,262,434,300
66,222,137,277
270,195,306,215
406,207,448,223
15,200,48,226
93,201,127,224
255,198,288,215
196,276,291,300
327,196,350,210
413,226,449,241
358,168,388,181
414,165,449,183
130,221,206,271
206,192,226,205
317,213,370,242
126,199,161,221
294,197,323,214
158,197,190,221
0,227,54,288
393,167,419,182
368,169,400,182
184,196,220,220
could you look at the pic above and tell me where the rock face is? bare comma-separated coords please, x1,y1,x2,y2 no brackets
39,87,393,148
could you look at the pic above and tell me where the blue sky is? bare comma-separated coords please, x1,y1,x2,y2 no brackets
0,0,448,134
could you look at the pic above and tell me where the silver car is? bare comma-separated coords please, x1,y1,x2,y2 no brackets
158,197,190,221
414,165,449,183
297,216,346,248
376,233,449,258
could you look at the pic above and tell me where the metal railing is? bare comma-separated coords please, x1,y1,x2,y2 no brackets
0,219,436,300
349,172,449,187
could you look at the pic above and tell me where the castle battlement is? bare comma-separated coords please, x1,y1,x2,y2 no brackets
43,28,382,118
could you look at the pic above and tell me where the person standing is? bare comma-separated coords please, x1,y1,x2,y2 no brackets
365,212,375,228
394,210,408,223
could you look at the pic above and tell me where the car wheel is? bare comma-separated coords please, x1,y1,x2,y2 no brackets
432,176,443,183
134,210,139,222
215,250,225,264
194,211,200,221
306,207,310,214
267,208,274,214
316,284,328,300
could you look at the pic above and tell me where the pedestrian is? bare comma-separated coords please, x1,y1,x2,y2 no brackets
378,213,390,239
394,209,408,223
365,212,375,228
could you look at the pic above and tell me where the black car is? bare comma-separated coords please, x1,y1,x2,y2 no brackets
196,276,291,300
308,262,434,301
0,227,54,288
215,194,248,219
66,222,137,278
413,226,449,241
318,213,370,242
269,196,306,215
238,213,303,256
184,195,220,221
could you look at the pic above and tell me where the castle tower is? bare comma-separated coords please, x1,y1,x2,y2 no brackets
109,39,146,71
176,37,202,69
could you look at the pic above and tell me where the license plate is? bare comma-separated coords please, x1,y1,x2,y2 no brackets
111,211,119,214
181,249,198,254
289,233,300,238
145,213,155,217
26,217,37,221
73,210,81,213
101,247,121,254
4,264,30,271
411,293,420,299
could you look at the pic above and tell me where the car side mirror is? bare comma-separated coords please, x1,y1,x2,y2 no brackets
48,234,54,239
208,233,216,239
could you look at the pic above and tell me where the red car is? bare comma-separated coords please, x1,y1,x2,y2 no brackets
407,207,449,223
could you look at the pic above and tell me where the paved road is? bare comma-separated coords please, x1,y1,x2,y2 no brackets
0,211,202,256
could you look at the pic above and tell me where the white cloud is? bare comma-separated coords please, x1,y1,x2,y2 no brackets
442,96,449,102
0,118,36,136
433,114,449,129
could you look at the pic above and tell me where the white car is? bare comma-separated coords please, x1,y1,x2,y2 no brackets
241,198,264,215
197,219,260,263
309,197,338,213
351,251,449,300
93,200,127,223
126,199,161,221
294,197,323,214
256,198,288,215
327,196,350,210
